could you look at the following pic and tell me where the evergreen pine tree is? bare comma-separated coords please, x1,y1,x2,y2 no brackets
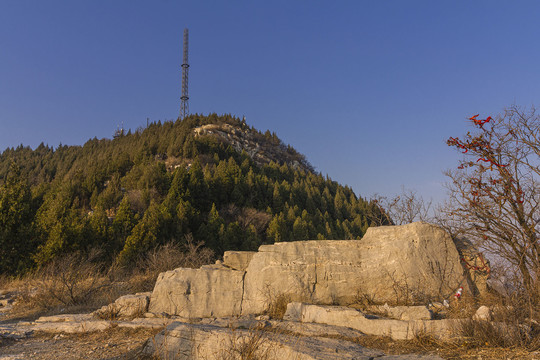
0,163,35,273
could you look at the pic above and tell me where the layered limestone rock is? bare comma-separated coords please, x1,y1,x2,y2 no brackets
150,222,472,318
30,314,111,333
241,222,468,314
0,313,175,336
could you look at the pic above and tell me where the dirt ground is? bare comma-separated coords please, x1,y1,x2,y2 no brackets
0,327,158,360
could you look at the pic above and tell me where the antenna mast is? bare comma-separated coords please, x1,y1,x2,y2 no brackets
180,28,189,120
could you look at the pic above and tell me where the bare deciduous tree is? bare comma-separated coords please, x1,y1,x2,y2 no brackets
370,187,432,226
443,106,539,301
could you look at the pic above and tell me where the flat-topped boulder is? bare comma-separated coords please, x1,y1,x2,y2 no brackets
149,264,245,318
149,222,475,318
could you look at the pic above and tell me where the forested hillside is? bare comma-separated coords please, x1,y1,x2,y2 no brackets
0,114,390,275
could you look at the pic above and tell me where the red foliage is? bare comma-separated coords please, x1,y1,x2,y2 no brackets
447,114,526,207
469,114,492,128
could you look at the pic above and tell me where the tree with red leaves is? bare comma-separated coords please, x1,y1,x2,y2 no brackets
443,106,539,301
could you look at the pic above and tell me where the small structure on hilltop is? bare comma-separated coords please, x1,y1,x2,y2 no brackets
180,28,190,120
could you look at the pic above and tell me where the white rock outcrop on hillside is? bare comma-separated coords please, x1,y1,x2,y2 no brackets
150,222,473,318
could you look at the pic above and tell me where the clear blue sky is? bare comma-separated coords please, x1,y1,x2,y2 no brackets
1,1,539,204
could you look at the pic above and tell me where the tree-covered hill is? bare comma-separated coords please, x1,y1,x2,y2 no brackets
0,114,390,275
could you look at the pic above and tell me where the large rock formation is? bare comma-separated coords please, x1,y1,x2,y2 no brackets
150,222,475,318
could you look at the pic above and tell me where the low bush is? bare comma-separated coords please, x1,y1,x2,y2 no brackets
127,234,215,294
457,318,539,350
265,293,291,320
446,286,540,352
12,249,115,316
137,234,214,281
9,235,215,318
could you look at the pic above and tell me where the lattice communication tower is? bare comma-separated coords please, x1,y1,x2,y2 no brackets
180,28,190,120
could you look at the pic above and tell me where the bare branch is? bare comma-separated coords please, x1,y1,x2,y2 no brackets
442,108,539,302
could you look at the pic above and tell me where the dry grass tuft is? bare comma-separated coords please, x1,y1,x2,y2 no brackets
217,323,274,360
0,274,10,290
410,331,448,351
445,294,478,319
265,293,291,320
456,317,540,351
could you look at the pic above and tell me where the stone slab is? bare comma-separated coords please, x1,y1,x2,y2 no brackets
285,302,457,341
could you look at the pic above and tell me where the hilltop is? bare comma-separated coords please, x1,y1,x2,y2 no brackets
0,114,389,275
192,121,314,173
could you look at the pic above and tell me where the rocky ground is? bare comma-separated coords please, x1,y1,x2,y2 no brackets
2,305,539,360
1,289,539,360
0,327,156,360
1,321,538,360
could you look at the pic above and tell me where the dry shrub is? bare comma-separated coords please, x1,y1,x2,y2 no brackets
411,331,447,351
445,294,478,319
385,269,434,306
265,293,291,320
450,289,540,351
457,319,539,350
128,234,215,293
41,250,107,306
140,235,214,276
13,249,114,315
10,235,215,317
0,274,9,290
353,291,376,309
220,205,271,234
